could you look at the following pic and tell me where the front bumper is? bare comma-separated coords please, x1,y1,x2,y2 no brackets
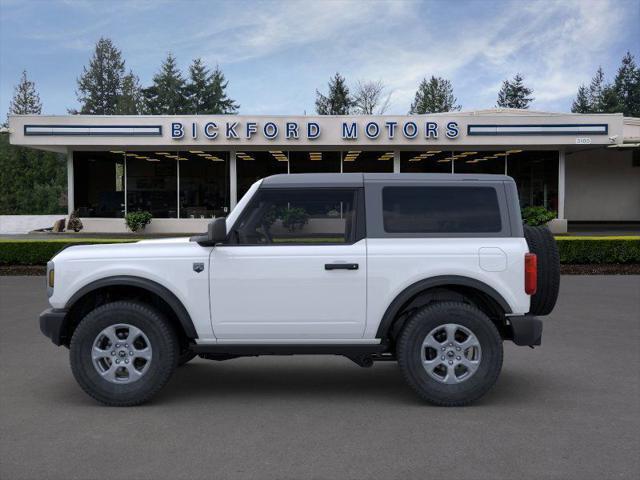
39,308,68,346
508,315,543,346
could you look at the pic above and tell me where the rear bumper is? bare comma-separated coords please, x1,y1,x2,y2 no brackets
508,315,543,346
39,308,68,346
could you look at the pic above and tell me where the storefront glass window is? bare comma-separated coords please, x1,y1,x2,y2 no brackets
178,151,229,218
237,151,289,200
507,150,559,211
342,150,394,173
453,151,506,174
289,151,341,173
400,150,453,173
126,152,177,218
73,151,125,217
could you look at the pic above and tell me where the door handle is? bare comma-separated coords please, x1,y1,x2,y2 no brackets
325,263,359,271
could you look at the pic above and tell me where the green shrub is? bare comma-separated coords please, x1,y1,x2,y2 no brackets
555,237,640,264
0,239,138,265
522,206,556,226
280,207,309,232
125,211,152,232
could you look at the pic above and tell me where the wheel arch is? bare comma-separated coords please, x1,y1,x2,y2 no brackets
375,275,512,342
62,276,198,346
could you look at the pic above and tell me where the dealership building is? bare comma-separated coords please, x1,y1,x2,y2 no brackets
8,109,640,233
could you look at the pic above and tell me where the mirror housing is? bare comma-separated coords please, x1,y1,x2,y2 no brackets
208,217,227,244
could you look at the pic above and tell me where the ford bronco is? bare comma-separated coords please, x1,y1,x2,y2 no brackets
39,173,560,406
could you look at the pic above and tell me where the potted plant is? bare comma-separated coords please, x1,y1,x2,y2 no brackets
125,211,153,232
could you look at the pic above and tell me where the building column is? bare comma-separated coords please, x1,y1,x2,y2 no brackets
549,148,568,234
393,150,400,173
229,150,237,211
66,149,74,216
558,149,566,220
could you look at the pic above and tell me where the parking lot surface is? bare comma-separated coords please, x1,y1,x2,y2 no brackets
1,275,639,480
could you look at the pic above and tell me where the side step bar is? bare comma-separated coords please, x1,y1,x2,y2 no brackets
192,343,392,367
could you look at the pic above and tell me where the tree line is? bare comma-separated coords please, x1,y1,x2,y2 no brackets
72,37,239,115
1,37,639,215
314,53,638,116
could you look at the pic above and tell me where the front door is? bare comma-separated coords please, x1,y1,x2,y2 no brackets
210,187,366,340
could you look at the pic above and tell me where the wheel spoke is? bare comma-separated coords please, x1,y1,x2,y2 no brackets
445,324,458,343
460,356,480,374
459,334,480,350
132,346,152,361
442,364,459,384
91,345,110,361
422,334,442,350
125,364,143,380
99,363,119,382
104,326,119,346
126,325,144,344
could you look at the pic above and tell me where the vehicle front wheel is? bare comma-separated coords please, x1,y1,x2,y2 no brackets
397,302,503,406
70,301,179,406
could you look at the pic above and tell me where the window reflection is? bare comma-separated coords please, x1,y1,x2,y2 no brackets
73,151,125,218
237,151,288,199
179,151,229,218
126,152,177,218
342,150,394,173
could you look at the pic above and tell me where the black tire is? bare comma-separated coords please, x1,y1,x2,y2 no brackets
177,349,197,366
397,302,503,406
70,301,179,406
524,225,560,315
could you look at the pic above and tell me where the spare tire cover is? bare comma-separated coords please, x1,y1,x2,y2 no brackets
523,225,560,316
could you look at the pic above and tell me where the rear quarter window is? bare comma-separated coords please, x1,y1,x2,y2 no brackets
382,186,502,233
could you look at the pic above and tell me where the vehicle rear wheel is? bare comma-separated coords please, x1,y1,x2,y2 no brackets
70,301,179,406
397,302,503,406
524,225,560,315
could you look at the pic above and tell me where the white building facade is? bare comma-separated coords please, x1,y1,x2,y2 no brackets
8,109,640,234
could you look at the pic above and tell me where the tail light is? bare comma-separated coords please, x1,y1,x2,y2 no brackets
525,253,537,295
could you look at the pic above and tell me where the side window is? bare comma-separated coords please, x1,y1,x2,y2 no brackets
382,186,502,234
232,188,359,245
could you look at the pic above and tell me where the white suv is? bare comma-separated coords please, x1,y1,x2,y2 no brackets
40,173,560,406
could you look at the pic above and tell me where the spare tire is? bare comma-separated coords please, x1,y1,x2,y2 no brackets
523,225,560,315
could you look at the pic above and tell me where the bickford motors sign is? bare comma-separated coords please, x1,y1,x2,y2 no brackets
171,119,461,141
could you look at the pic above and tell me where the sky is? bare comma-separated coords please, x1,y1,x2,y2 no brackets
0,0,638,117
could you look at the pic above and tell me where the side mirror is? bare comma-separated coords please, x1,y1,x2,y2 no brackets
208,217,227,244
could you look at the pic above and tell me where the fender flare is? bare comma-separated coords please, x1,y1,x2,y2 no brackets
65,275,198,339
375,275,512,339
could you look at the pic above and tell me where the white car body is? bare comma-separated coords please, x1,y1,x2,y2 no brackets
48,176,530,345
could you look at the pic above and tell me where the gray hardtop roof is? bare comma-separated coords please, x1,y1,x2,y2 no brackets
261,172,514,188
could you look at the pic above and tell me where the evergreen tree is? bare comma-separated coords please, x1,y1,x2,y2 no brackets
207,65,239,114
186,58,209,114
116,71,144,115
315,73,353,115
613,51,640,117
587,67,607,112
571,85,591,113
1,70,66,214
75,37,126,114
409,76,460,114
496,73,534,109
143,53,188,114
8,70,42,116
185,59,239,114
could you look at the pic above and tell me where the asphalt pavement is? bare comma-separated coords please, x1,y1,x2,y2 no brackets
1,275,639,480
